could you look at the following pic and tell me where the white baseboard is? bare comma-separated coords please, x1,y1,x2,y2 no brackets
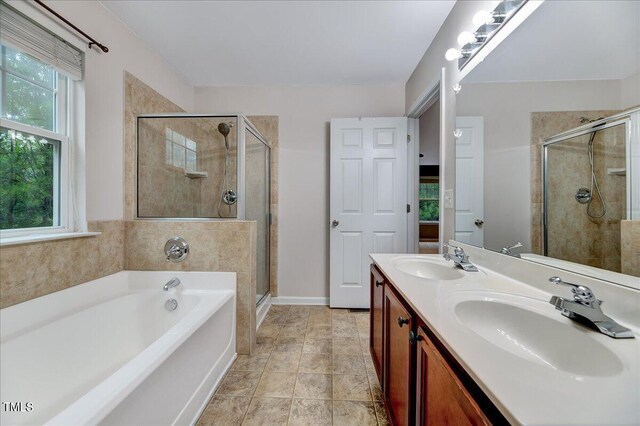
256,294,271,329
271,296,329,306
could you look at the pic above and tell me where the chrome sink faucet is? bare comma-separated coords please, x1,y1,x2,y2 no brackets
443,243,478,272
163,277,181,291
500,242,523,258
548,276,633,339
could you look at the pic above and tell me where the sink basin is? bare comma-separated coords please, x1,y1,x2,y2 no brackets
393,258,464,280
454,299,624,377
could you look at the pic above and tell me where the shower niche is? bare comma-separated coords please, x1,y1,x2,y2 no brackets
136,114,272,302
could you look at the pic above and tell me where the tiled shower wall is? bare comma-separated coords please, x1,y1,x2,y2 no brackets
0,221,124,308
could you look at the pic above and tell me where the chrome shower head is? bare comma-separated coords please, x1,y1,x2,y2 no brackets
217,122,232,137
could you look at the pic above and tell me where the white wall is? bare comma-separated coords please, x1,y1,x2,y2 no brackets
36,1,194,221
194,85,405,298
621,72,640,109
419,100,440,166
456,79,624,251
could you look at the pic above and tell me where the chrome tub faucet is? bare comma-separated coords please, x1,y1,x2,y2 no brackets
443,242,478,272
163,277,181,291
548,276,633,339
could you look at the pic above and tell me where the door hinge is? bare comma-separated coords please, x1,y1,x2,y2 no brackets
407,134,411,142
406,204,411,213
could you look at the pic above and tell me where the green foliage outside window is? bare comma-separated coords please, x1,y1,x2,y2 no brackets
419,182,439,222
0,128,56,229
1,45,60,230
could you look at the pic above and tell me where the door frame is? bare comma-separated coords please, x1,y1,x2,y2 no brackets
406,73,444,253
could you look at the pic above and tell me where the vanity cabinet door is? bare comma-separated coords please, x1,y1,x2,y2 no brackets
384,287,414,426
370,264,386,385
415,328,490,426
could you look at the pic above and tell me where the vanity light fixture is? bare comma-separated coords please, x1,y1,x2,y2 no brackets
445,0,528,68
457,31,476,46
454,129,463,139
445,48,462,61
472,10,494,27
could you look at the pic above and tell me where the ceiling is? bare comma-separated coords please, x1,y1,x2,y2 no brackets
101,0,455,86
464,0,640,83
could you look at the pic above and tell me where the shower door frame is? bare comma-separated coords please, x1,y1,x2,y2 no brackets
541,106,640,255
239,115,272,305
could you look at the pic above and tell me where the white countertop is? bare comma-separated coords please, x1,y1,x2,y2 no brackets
370,247,640,426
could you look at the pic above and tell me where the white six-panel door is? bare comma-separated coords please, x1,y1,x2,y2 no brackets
330,117,408,308
455,116,484,246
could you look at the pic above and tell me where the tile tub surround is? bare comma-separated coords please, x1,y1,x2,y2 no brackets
621,220,640,276
197,306,387,426
124,220,257,354
0,221,124,309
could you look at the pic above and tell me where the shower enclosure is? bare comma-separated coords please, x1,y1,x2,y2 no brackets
137,114,271,304
543,107,639,273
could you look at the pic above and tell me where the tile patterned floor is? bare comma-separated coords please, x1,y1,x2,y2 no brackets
197,305,388,426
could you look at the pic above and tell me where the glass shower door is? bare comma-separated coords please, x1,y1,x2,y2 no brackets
544,122,627,272
244,127,270,304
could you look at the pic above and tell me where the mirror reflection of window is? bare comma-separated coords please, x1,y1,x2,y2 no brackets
419,180,439,222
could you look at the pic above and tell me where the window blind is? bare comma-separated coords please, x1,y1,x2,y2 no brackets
0,1,83,80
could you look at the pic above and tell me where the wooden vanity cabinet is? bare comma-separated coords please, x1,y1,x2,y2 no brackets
383,285,415,426
370,264,386,384
370,264,505,426
415,328,490,426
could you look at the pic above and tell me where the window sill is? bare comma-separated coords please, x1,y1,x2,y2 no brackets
419,221,440,225
0,231,101,247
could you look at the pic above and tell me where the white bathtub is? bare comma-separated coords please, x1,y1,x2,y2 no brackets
0,271,236,426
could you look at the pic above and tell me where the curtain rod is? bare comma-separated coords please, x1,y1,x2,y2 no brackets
33,0,109,53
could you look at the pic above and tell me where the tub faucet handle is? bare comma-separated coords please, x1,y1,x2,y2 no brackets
164,237,189,263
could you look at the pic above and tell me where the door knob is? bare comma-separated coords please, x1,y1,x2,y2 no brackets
474,219,484,227
332,220,339,227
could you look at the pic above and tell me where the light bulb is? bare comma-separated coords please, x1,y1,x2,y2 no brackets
445,48,461,61
457,31,476,46
473,10,494,27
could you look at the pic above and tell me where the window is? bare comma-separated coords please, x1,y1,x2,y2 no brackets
0,43,70,233
165,128,197,172
419,181,439,222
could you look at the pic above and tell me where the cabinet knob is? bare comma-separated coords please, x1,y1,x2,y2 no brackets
375,279,383,287
397,316,410,327
409,330,423,343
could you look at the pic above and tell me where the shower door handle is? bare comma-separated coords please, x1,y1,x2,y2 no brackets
332,220,340,228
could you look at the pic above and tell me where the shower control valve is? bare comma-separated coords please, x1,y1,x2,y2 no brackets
165,237,189,263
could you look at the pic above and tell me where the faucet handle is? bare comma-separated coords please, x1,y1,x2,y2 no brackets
548,276,599,306
501,242,523,254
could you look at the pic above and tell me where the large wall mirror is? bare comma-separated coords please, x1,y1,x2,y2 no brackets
455,0,640,287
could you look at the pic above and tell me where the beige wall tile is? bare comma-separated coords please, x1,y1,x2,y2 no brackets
0,221,124,309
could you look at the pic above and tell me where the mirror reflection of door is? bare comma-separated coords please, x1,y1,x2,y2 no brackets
454,116,484,247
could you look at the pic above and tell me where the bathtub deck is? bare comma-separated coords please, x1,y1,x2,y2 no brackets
196,305,387,426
